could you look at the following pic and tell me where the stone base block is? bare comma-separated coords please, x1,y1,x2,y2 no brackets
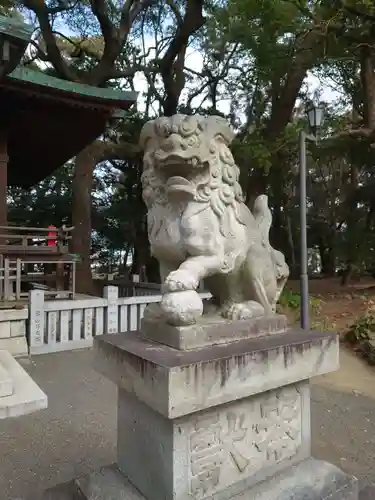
92,329,342,500
117,381,311,500
141,314,288,350
35,459,359,500
94,329,339,418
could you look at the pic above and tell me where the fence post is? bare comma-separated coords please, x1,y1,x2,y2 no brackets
29,290,45,351
103,285,119,334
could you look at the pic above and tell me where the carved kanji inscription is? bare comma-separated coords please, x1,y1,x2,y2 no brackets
188,384,303,499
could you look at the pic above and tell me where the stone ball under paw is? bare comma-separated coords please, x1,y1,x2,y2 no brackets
161,290,203,326
143,302,164,321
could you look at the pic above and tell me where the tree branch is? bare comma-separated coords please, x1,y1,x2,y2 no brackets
85,0,152,85
160,0,205,115
21,0,78,80
90,0,114,43
166,0,183,24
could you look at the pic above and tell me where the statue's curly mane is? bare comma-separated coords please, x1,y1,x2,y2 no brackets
201,138,248,237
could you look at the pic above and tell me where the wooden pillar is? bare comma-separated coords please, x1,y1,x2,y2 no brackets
0,132,8,228
0,133,8,300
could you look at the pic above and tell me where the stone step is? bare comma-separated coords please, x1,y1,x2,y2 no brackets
34,479,85,500
29,460,375,500
75,464,142,500
31,465,143,500
359,485,375,499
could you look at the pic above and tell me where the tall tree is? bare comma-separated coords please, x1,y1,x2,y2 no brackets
19,0,206,293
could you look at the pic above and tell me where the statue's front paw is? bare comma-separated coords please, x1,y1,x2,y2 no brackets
161,290,203,326
163,270,199,293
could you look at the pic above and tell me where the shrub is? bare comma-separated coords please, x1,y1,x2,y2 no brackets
278,289,301,310
345,313,375,344
278,289,322,317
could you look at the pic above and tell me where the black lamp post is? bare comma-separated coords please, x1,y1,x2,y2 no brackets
306,103,325,137
0,16,33,78
299,102,325,329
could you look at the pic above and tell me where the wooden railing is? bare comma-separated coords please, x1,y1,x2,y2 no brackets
0,225,76,300
0,258,22,300
0,224,73,255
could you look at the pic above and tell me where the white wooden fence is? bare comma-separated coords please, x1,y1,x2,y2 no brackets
28,286,211,355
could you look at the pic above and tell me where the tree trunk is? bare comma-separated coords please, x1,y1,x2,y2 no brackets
286,214,296,273
71,146,96,295
342,164,359,285
340,262,354,286
319,242,336,276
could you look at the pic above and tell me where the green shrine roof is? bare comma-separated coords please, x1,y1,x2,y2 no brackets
0,16,34,43
0,67,137,188
0,14,137,187
9,67,137,108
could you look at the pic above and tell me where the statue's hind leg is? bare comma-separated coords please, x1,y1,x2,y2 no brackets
221,261,274,320
219,271,270,320
222,300,265,321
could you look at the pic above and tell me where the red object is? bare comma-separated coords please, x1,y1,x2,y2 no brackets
48,225,57,247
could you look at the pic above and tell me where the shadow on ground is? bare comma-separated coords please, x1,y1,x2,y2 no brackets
0,348,375,499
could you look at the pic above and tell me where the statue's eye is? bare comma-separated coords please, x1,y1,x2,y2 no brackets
157,118,172,137
180,116,198,137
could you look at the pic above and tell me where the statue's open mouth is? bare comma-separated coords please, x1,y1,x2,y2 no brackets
155,154,208,197
165,176,196,196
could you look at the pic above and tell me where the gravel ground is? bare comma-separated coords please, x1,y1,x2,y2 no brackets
0,349,374,499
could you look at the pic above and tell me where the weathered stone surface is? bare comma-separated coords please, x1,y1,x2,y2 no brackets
234,458,358,499
117,381,311,500
0,349,47,418
0,336,28,356
0,321,11,338
359,485,375,499
30,459,359,500
94,329,338,418
0,359,13,397
0,308,28,355
141,314,288,350
139,114,289,327
75,464,141,500
10,319,26,337
36,480,85,500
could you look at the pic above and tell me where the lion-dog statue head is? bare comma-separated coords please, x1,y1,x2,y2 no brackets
139,114,247,231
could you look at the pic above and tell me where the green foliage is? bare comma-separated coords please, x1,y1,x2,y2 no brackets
346,313,375,344
8,164,74,228
278,289,323,317
279,289,301,310
7,0,375,281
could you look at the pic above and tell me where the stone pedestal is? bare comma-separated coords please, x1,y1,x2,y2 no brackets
140,313,288,350
0,349,47,419
87,327,359,500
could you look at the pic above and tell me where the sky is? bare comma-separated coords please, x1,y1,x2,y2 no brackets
26,12,342,117
131,44,342,117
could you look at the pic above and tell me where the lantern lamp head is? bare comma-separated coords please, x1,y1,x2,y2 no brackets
306,102,325,136
0,16,33,79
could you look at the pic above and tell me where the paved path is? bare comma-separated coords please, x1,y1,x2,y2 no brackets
0,348,375,499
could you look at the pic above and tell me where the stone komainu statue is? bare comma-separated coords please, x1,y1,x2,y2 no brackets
139,114,289,326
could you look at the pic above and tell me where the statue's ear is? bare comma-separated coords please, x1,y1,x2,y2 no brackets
139,121,156,149
205,116,235,146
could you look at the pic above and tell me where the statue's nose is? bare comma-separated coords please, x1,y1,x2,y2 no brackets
162,133,182,152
